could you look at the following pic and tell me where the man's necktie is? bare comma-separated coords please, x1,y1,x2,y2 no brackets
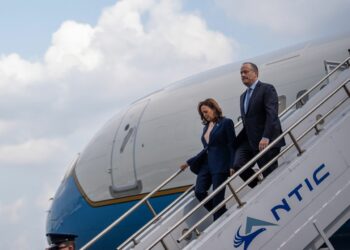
244,88,252,113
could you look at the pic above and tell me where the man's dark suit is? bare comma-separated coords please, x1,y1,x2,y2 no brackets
234,81,285,188
187,117,236,220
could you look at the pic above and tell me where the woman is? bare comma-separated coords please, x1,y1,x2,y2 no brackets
180,98,236,220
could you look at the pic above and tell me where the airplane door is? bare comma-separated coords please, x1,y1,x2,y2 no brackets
110,100,149,197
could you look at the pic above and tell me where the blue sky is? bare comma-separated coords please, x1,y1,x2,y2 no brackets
4,0,343,60
0,0,349,249
1,0,227,58
0,0,116,58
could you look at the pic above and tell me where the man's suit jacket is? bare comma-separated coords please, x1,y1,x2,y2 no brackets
187,117,236,174
237,81,286,150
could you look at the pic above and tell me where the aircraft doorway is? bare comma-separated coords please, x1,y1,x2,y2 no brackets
109,100,149,198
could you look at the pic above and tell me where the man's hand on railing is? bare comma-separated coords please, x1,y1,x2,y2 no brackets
230,168,235,176
180,163,189,171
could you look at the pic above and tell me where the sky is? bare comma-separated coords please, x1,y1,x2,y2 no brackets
0,0,349,249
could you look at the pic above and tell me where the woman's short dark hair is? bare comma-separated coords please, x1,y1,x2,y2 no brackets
197,98,223,124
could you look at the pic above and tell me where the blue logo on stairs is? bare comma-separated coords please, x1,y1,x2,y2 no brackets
234,217,277,250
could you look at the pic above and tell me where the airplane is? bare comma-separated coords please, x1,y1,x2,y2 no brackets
46,32,350,249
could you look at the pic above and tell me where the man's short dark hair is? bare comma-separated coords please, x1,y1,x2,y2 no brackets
243,62,259,75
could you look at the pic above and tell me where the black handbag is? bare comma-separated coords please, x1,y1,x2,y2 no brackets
188,149,207,175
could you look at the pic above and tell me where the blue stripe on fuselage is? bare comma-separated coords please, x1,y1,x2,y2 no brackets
46,175,181,249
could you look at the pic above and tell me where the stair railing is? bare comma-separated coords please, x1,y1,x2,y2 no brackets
146,66,350,249
80,169,191,250
175,78,350,245
117,184,195,250
82,55,350,250
278,56,350,118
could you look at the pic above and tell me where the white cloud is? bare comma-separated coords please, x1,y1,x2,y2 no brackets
215,0,350,36
0,198,25,224
0,1,236,249
93,0,236,91
0,138,67,165
0,0,236,155
0,198,47,250
35,183,56,211
0,120,15,135
45,21,103,76
13,234,30,250
0,53,44,88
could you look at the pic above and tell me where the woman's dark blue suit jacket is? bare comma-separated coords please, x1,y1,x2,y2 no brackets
187,117,236,175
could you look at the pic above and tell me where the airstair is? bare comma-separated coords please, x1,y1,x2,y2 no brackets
81,56,350,250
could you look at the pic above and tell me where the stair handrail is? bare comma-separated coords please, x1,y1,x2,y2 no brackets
145,67,350,249
176,78,350,244
80,168,189,250
82,55,350,250
117,184,195,250
278,55,350,118
117,56,350,249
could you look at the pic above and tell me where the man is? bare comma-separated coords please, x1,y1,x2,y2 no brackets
46,241,75,250
46,234,76,250
231,62,285,188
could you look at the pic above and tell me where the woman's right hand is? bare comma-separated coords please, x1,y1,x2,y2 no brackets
180,163,189,171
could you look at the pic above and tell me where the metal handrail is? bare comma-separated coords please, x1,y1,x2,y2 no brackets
120,55,350,249
278,55,350,117
146,75,350,249
82,55,350,250
117,184,195,250
80,168,186,250
176,79,350,243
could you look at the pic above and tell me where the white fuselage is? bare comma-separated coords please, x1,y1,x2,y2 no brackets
74,33,350,205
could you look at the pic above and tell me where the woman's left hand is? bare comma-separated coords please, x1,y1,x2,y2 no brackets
180,163,189,171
